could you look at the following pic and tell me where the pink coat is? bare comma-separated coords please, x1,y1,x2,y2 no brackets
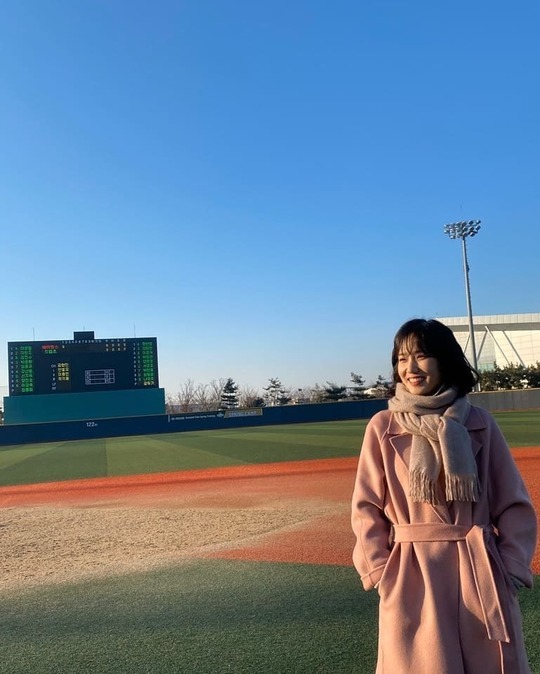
351,406,537,674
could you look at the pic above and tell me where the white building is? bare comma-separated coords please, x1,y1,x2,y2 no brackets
439,313,540,371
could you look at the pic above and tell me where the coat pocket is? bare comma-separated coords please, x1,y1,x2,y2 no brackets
377,544,398,597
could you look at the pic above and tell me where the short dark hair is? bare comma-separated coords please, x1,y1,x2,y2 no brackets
391,318,479,396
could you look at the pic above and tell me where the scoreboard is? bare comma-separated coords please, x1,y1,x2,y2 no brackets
8,335,159,396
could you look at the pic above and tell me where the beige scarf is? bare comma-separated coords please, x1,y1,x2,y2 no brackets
388,383,479,504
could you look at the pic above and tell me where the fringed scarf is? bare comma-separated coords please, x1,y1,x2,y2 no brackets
388,383,479,504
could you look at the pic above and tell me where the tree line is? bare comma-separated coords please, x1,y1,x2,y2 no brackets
165,372,390,413
165,362,540,413
479,363,540,391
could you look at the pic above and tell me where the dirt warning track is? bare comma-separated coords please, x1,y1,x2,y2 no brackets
0,452,538,590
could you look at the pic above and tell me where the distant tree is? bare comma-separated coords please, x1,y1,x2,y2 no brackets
525,363,540,388
239,385,262,408
309,383,327,403
479,363,540,391
479,364,502,391
263,378,291,406
323,381,348,401
167,381,220,412
373,375,391,398
165,394,178,414
292,388,307,404
193,383,214,411
208,379,227,410
348,372,366,400
175,378,198,412
506,364,528,389
220,378,239,409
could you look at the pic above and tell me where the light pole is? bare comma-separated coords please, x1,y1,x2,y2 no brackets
443,220,481,378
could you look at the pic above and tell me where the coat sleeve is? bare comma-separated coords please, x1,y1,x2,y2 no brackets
351,413,393,590
485,412,538,588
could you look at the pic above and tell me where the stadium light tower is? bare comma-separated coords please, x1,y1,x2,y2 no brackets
443,220,481,378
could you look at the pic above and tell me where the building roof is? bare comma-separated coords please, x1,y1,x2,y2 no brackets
439,313,540,332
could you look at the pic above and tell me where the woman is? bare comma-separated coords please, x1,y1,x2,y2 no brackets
351,318,537,674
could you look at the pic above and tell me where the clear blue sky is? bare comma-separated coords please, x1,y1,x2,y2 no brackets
1,0,539,399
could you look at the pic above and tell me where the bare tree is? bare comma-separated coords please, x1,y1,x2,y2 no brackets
308,383,327,403
208,378,227,410
174,378,199,412
239,385,262,408
165,394,179,414
293,386,310,404
193,383,213,411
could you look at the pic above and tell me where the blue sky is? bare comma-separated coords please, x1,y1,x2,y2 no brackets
1,0,539,399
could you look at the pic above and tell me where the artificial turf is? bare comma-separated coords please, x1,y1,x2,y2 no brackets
0,561,378,674
0,419,368,486
0,560,537,674
0,411,538,487
493,411,540,447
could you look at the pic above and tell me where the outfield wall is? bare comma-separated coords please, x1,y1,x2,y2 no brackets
2,389,536,448
0,399,387,447
470,388,540,412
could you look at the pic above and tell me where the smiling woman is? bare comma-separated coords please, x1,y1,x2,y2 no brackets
351,318,538,674
391,318,478,398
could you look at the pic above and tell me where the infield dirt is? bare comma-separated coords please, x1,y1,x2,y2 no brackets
0,452,538,591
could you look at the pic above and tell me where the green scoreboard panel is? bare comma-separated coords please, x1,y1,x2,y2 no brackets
8,336,159,396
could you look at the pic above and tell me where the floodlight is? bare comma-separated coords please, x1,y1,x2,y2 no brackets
443,218,482,386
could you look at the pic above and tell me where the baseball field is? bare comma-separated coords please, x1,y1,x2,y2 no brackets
0,413,538,673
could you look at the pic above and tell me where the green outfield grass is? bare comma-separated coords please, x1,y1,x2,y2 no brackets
493,411,540,447
0,560,537,674
0,419,367,486
0,561,377,674
0,411,539,487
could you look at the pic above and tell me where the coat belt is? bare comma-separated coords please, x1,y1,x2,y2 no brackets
393,523,510,643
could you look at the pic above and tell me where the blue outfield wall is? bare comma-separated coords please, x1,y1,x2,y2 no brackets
0,399,388,447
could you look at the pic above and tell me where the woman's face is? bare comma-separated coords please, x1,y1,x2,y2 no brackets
397,339,443,396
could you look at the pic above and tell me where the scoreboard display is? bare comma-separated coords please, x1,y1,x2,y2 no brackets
8,335,159,396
